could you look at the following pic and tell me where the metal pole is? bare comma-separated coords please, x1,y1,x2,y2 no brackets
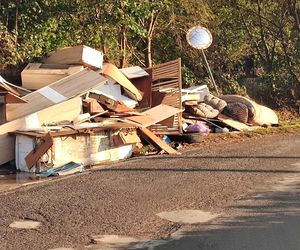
201,49,219,96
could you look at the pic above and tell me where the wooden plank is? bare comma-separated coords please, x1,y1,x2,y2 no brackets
6,68,106,122
138,127,180,155
0,82,21,96
21,63,84,90
43,45,103,69
25,133,53,169
126,104,182,128
101,63,143,101
0,75,31,96
0,97,82,165
218,114,251,131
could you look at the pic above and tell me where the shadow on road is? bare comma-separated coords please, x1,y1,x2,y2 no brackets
153,176,300,250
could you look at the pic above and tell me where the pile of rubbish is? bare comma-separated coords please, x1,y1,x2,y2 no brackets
0,45,278,175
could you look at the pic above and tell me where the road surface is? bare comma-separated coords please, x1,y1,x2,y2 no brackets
0,133,299,249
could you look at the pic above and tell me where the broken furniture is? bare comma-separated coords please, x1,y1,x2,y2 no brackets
0,44,185,171
13,123,138,173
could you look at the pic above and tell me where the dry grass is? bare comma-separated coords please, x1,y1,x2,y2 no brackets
205,119,300,142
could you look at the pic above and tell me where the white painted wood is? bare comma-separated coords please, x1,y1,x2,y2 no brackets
38,86,67,103
15,135,35,172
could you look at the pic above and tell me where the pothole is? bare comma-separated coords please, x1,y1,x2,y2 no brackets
9,219,41,229
157,209,220,224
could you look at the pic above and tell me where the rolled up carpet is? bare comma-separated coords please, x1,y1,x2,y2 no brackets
220,95,278,126
223,102,249,124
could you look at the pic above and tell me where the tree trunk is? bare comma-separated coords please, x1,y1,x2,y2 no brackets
146,37,152,68
119,27,128,68
145,11,160,68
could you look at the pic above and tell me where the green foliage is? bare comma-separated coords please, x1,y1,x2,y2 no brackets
0,0,299,110
217,73,247,96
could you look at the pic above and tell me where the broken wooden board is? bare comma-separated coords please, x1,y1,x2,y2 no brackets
101,63,143,101
43,45,103,69
125,104,182,128
95,83,138,108
120,66,149,79
218,114,251,131
0,82,21,97
0,91,27,104
21,63,84,90
89,91,134,113
119,131,141,144
0,97,82,165
6,68,106,122
25,133,53,169
83,98,105,114
0,75,31,96
138,127,180,155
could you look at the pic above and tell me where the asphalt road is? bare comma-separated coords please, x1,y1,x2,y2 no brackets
0,133,299,250
155,163,300,250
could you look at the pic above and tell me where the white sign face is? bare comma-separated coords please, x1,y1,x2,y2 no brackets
186,26,213,49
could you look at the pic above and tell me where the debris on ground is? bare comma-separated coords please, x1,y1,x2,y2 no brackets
0,45,279,175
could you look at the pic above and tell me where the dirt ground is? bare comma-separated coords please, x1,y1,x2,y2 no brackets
0,133,299,250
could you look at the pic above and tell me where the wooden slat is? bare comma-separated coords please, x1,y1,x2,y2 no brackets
218,114,252,131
